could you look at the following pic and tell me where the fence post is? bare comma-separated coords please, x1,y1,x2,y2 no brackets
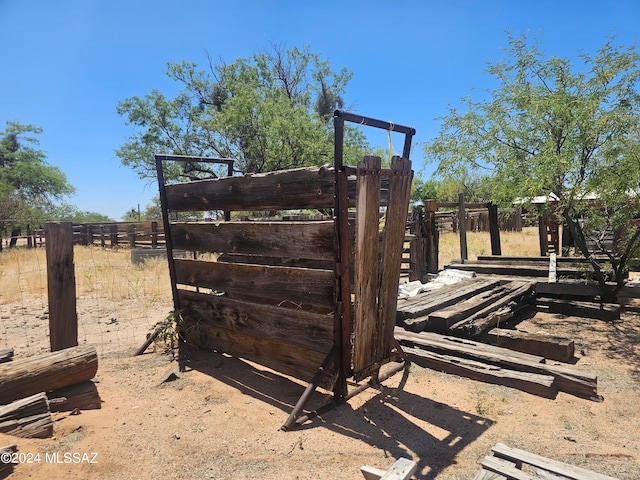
488,203,502,256
151,221,158,248
425,199,439,273
45,222,78,351
458,193,468,262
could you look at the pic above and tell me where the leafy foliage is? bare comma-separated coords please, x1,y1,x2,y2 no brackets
0,122,75,235
424,34,640,294
117,44,370,182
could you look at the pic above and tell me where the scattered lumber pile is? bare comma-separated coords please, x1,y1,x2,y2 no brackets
474,443,619,480
0,346,101,439
396,276,534,336
361,457,417,480
395,329,601,401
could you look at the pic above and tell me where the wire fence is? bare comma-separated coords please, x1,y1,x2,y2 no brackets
0,244,173,359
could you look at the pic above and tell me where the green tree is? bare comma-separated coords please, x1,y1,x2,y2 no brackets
0,122,75,243
46,203,113,223
424,34,640,296
116,44,369,182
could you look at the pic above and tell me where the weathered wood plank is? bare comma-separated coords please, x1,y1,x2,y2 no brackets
395,329,547,365
361,458,417,480
449,282,534,335
174,258,334,309
395,329,599,400
353,157,383,374
483,328,575,363
491,443,620,480
165,165,337,211
536,297,620,321
0,393,53,438
472,468,509,480
216,253,334,270
445,262,589,278
534,282,603,299
402,346,556,398
481,456,538,480
170,221,334,261
430,281,532,333
377,157,413,364
177,290,333,353
187,320,336,386
0,346,98,405
397,278,503,330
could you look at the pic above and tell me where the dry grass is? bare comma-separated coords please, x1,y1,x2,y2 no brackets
0,245,171,306
438,226,540,267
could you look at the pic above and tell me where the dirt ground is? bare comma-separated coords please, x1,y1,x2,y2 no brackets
2,292,640,480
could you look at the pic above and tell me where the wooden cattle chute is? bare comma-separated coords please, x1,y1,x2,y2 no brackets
156,112,415,429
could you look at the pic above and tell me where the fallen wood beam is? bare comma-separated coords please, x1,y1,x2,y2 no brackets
445,262,590,278
395,329,546,365
534,282,602,299
491,443,619,480
402,345,557,398
0,345,98,405
395,330,600,401
0,392,53,438
536,297,620,321
482,328,575,363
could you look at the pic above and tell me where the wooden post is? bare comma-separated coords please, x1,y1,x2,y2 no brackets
488,203,502,256
458,193,468,262
538,208,548,256
151,221,158,248
45,222,78,351
409,206,426,282
425,199,439,273
110,224,118,248
128,224,136,248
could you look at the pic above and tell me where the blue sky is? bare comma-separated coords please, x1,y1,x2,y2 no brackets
1,0,639,220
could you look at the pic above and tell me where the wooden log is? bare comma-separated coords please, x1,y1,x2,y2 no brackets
534,282,603,299
45,222,78,351
483,328,575,363
0,393,53,438
47,381,102,412
173,258,334,310
491,443,619,480
536,297,620,321
0,348,13,363
0,346,98,404
402,346,556,398
170,221,334,261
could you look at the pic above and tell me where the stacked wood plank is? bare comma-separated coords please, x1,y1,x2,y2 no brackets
474,443,619,480
447,255,605,280
396,277,534,335
395,329,601,401
0,346,101,439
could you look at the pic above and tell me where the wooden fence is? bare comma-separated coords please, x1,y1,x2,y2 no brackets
157,151,413,429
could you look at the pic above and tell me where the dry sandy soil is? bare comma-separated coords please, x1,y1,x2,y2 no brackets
2,289,640,479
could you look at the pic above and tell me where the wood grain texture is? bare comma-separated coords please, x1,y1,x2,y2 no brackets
174,258,334,310
178,290,333,352
170,221,335,261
